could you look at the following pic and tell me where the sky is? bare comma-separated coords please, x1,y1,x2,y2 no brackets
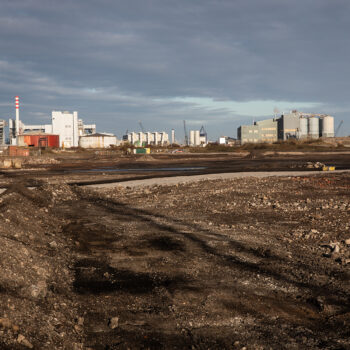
0,0,349,141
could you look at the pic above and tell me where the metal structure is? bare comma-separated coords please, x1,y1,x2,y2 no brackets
320,116,334,138
183,120,188,146
0,120,6,145
335,120,344,137
299,117,308,138
308,117,319,139
15,96,19,137
138,121,145,133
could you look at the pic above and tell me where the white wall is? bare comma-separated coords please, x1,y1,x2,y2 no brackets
52,111,79,148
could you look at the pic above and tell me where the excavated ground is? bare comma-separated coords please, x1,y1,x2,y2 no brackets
0,172,349,349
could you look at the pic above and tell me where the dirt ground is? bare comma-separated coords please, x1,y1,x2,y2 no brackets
1,150,350,187
0,153,350,349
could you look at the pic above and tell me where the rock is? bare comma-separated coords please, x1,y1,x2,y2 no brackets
0,318,12,328
29,280,48,298
17,334,33,349
108,316,119,329
77,317,84,326
74,324,83,333
331,243,340,253
49,240,58,248
345,239,350,245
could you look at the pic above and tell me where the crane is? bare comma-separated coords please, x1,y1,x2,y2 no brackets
335,120,343,137
183,120,188,146
138,121,145,133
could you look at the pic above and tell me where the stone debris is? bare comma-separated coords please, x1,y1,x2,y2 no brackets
17,334,34,349
108,316,119,329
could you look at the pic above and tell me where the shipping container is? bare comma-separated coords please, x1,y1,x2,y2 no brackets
133,148,151,154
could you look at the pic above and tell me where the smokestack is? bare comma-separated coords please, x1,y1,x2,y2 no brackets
15,96,19,136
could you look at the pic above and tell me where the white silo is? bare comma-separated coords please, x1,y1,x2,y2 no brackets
308,117,319,139
320,116,334,138
195,130,200,146
189,130,195,146
299,117,308,139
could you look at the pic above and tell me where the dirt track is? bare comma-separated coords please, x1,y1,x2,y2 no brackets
0,169,349,349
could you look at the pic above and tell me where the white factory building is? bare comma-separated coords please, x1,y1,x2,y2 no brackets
79,133,118,148
10,110,96,148
189,126,208,146
126,131,169,146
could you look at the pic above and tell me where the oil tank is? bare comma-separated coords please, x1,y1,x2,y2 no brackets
320,116,334,138
308,117,319,139
299,117,308,139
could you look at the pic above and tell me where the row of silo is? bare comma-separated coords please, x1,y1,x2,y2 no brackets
189,130,200,146
298,116,334,139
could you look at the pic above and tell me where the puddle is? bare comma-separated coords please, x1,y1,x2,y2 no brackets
67,167,206,173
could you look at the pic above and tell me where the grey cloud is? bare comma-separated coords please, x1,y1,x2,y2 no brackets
0,0,349,138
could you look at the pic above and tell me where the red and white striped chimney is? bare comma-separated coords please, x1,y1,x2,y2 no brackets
15,96,19,136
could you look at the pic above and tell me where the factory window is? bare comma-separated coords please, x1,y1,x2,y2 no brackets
249,130,253,133
254,130,258,133
65,125,71,128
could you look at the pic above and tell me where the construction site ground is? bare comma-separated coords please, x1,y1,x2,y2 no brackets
0,151,349,349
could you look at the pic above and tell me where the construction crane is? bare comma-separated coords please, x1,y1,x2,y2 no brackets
335,120,343,137
122,129,129,141
183,120,188,146
138,121,145,133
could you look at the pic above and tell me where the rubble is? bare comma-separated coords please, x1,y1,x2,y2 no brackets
0,172,349,348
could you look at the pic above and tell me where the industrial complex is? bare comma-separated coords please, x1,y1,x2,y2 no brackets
0,97,342,151
237,110,336,145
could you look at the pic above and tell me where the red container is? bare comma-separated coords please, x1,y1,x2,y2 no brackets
7,146,29,156
18,134,60,148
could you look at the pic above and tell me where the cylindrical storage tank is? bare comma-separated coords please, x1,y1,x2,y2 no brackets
321,116,334,137
299,117,308,139
79,134,117,148
195,130,200,146
189,130,195,146
308,117,319,139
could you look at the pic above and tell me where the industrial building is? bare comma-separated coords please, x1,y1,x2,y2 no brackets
238,118,278,144
79,133,118,148
0,120,6,145
189,126,208,146
277,111,334,140
9,102,96,148
126,131,169,146
238,111,335,144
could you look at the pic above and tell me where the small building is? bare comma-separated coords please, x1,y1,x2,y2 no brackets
17,132,60,148
79,133,117,148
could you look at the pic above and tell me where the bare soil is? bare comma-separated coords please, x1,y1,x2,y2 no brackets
0,152,349,349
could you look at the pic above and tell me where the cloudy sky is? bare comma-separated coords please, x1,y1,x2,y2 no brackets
0,0,349,140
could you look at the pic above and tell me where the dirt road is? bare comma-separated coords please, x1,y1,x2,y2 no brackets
1,171,349,349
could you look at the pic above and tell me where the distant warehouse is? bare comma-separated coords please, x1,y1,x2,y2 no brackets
79,133,117,148
238,111,334,145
